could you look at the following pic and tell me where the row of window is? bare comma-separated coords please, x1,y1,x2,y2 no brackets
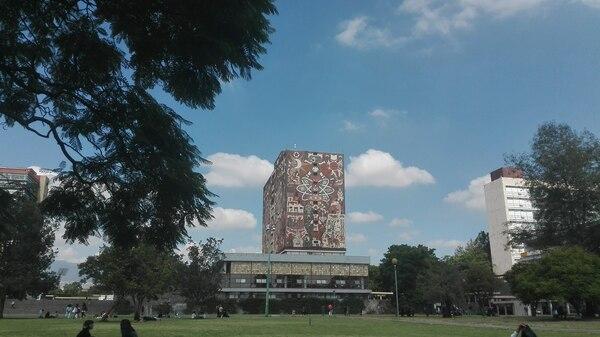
508,210,535,221
234,278,358,285
506,199,533,209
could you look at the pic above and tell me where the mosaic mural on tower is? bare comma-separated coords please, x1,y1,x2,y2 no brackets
263,150,346,253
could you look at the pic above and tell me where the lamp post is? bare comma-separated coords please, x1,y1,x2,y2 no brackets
265,226,274,317
392,258,399,318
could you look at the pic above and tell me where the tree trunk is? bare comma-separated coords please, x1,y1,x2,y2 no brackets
0,291,5,319
133,296,144,321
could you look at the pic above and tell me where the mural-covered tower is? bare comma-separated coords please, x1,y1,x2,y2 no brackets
263,150,345,254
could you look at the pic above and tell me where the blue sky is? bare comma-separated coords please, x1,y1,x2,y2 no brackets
2,0,600,266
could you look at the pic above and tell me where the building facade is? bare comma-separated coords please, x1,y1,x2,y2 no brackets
263,150,345,254
0,167,49,202
484,167,537,275
220,253,369,300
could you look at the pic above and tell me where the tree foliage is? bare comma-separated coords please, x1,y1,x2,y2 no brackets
0,0,277,250
0,190,58,318
506,246,600,315
451,231,499,314
50,281,85,297
376,244,438,310
78,243,179,320
418,258,465,317
177,238,224,311
507,122,600,253
504,259,548,316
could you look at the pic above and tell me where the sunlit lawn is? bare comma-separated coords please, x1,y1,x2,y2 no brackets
1,315,599,337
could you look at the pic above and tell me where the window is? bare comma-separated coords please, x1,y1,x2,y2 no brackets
315,279,327,284
235,278,247,284
335,280,346,285
256,278,267,284
296,279,304,284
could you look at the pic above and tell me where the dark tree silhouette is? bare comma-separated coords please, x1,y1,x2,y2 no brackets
0,1,277,250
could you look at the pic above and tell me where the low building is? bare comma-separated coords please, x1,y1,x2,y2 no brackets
220,253,370,300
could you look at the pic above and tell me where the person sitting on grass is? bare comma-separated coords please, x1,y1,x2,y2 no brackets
121,319,138,337
76,320,95,337
510,323,538,337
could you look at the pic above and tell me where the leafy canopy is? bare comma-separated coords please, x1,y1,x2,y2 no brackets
0,190,58,318
507,122,600,253
78,243,180,318
506,246,600,314
177,238,225,310
0,0,277,250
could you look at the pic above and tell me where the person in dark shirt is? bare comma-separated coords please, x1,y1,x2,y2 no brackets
76,320,94,337
120,319,138,337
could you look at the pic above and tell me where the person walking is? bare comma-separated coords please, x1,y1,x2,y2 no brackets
10,300,15,309
76,320,95,337
81,302,88,318
120,319,138,337
327,303,333,317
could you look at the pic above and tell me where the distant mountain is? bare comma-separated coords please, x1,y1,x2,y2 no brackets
50,259,82,284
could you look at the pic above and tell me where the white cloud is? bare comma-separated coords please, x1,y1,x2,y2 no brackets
204,153,273,188
388,218,413,228
444,174,491,211
342,120,361,132
227,246,261,253
206,207,257,231
53,225,104,264
399,0,547,38
56,246,86,264
580,0,600,9
427,239,464,250
368,108,396,119
337,1,600,50
336,16,405,49
347,233,368,244
348,211,384,223
346,149,435,188
398,229,419,241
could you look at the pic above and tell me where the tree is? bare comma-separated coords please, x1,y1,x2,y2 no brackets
506,246,600,316
377,244,438,311
468,231,492,264
0,190,58,318
507,122,600,254
418,259,465,317
79,243,179,320
51,281,85,297
368,265,380,291
0,1,277,250
504,260,548,316
177,238,224,311
451,232,499,314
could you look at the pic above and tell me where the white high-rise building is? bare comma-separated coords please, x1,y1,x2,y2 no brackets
484,167,537,275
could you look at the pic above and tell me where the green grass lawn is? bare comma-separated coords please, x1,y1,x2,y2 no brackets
1,315,599,337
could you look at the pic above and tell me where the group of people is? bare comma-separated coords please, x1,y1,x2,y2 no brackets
76,319,137,337
65,303,88,318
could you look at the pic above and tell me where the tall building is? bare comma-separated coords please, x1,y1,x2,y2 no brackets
484,167,536,275
0,167,49,202
263,150,345,254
